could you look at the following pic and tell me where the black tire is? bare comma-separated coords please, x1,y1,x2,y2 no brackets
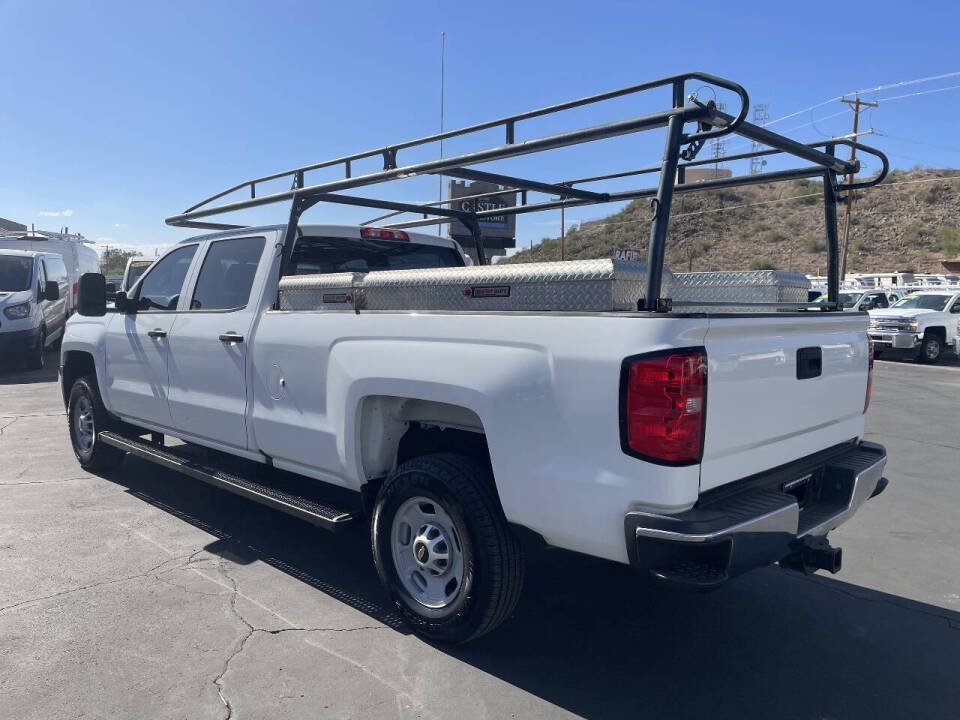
371,453,524,644
918,334,942,364
25,327,46,370
68,375,125,471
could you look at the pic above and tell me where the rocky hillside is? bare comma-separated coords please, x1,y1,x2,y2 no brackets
501,169,960,274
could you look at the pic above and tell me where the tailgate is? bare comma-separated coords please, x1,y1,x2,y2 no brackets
700,313,870,492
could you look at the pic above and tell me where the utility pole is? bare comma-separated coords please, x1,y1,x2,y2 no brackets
838,94,877,281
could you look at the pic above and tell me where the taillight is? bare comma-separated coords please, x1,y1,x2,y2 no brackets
73,282,78,301
864,340,874,414
361,227,409,241
621,348,706,464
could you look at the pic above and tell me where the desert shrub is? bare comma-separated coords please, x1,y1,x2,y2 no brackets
748,255,776,270
903,222,928,245
804,235,827,253
936,226,960,256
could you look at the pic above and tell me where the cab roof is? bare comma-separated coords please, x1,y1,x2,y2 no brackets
0,248,41,258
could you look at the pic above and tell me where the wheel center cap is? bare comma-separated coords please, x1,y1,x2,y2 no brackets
412,523,450,575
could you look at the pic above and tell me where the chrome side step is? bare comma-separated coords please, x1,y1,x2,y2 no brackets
98,431,357,532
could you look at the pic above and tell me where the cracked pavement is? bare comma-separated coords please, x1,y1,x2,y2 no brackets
0,353,958,719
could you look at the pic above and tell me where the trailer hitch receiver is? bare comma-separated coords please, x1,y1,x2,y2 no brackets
780,536,842,575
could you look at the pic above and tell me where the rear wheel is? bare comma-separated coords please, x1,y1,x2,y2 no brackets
371,453,524,644
918,334,942,364
68,375,125,471
25,327,46,370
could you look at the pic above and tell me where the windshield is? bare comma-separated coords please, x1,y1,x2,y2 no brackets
125,261,151,290
892,294,952,311
0,256,33,292
287,236,465,275
816,291,862,308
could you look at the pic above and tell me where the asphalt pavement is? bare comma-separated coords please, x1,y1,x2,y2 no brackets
0,350,958,719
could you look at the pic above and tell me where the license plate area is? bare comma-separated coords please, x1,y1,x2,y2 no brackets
781,468,824,509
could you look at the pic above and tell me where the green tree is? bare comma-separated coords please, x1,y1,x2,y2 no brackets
100,248,142,275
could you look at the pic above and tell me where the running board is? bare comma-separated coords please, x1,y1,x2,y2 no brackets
98,431,357,532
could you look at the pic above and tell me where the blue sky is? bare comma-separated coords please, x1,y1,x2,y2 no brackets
2,0,959,255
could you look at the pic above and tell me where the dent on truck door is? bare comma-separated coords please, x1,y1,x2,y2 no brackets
166,236,266,450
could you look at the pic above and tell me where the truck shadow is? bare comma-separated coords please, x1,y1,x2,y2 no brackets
102,457,960,720
0,350,60,384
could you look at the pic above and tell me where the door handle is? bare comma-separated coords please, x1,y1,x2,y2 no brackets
219,332,244,344
147,328,167,339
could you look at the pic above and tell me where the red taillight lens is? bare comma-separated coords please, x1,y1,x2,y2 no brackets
622,349,706,464
360,227,409,241
864,340,874,414
73,282,78,300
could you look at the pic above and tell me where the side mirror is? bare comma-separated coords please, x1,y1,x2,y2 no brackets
77,273,107,317
114,290,132,313
44,280,60,302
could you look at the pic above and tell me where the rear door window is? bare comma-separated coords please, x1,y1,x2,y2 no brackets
288,236,464,275
190,236,265,311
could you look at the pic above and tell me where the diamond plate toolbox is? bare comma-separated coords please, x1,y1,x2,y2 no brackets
278,272,363,311
360,259,667,312
671,270,810,309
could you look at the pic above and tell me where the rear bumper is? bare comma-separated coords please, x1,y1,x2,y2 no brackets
868,330,919,349
624,441,887,588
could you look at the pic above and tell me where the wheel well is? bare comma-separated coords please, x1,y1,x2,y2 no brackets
357,396,496,514
923,326,946,341
61,351,97,407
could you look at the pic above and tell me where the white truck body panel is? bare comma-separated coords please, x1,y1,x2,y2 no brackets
62,224,874,566
700,314,868,491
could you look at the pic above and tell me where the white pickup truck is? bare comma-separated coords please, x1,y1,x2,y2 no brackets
59,72,891,643
868,289,960,363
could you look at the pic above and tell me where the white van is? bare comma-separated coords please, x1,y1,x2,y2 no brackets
0,250,69,368
0,230,99,314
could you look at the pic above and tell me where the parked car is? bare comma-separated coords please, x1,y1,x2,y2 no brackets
815,289,901,311
868,290,960,363
0,229,99,315
121,257,154,292
0,249,69,368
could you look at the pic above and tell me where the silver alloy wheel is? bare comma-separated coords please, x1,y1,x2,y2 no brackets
925,338,940,360
390,496,465,612
74,395,95,454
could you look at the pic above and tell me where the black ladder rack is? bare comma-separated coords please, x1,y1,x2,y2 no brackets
164,71,889,311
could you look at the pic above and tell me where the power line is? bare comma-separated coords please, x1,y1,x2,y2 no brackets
759,71,960,129
873,83,960,103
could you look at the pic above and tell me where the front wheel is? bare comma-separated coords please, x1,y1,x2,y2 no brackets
68,375,125,471
918,334,942,364
25,327,46,370
371,453,524,644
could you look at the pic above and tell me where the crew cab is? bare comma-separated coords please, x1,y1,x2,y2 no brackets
0,249,69,369
868,289,960,363
58,72,890,643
